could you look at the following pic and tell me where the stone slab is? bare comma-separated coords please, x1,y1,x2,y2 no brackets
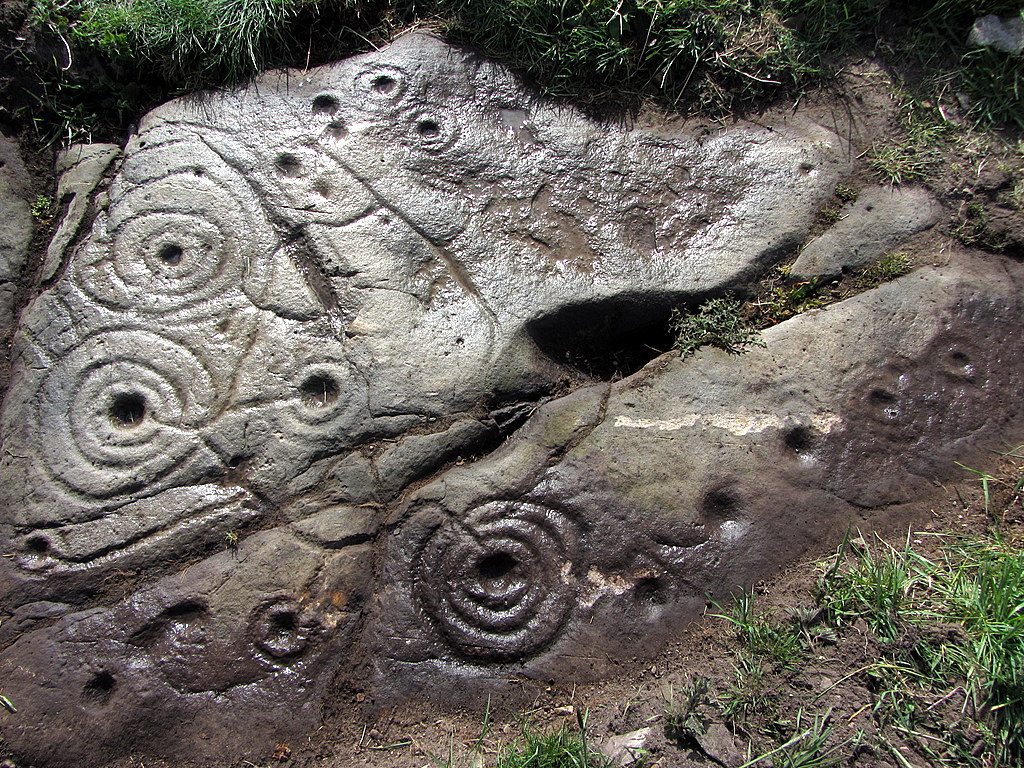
0,33,1021,768
791,185,942,278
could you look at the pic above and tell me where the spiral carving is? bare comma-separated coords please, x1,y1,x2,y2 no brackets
74,144,276,315
416,501,579,663
33,330,215,498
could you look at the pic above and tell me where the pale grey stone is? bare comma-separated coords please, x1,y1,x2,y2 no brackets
0,134,31,284
791,185,942,278
0,134,32,352
42,143,121,282
600,728,651,766
969,13,1024,55
0,32,848,593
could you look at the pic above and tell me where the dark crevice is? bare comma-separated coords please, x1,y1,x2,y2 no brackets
527,293,683,380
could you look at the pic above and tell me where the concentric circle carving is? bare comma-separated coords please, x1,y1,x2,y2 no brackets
355,64,408,106
407,110,460,154
33,330,214,498
415,501,579,662
280,360,367,439
74,148,275,315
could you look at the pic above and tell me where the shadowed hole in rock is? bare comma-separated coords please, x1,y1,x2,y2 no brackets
869,388,897,404
417,119,441,138
257,606,307,658
702,486,741,526
478,551,517,583
299,374,339,408
274,153,302,178
784,425,817,454
25,535,49,554
325,121,348,140
527,294,680,380
129,600,207,646
371,75,397,94
157,243,182,266
271,611,296,633
82,671,116,703
634,576,669,606
109,392,146,428
162,600,207,621
312,94,339,115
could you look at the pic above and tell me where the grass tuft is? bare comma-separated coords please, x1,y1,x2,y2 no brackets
493,714,612,768
819,531,1024,765
855,251,912,288
670,296,764,358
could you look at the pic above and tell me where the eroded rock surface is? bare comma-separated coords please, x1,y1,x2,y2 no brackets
0,133,32,364
0,33,1021,768
791,185,942,278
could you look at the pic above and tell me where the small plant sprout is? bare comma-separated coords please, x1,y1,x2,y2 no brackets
664,676,712,741
834,184,857,203
670,296,764,358
752,278,834,327
30,194,54,222
855,252,912,288
224,529,239,548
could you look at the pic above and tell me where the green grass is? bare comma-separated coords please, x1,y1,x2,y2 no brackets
950,199,1018,253
15,0,1024,146
855,251,912,288
663,676,712,741
715,589,804,665
431,711,614,768
493,717,612,768
669,296,764,358
30,0,333,84
753,710,846,768
434,0,810,112
750,276,836,327
820,532,1024,765
867,142,934,185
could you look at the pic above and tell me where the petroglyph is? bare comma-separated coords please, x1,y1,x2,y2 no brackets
2,33,1023,768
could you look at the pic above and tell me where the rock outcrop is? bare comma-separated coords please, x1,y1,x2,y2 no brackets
1,33,1021,768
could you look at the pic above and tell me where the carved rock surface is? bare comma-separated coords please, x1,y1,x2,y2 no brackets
0,33,1021,768
373,255,1024,698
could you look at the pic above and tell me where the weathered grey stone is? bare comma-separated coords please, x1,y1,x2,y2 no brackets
0,31,848,601
291,504,378,546
372,254,1024,694
374,417,494,495
0,134,32,351
791,186,942,278
0,134,31,284
600,728,651,766
1,32,1022,768
969,13,1024,55
0,527,370,766
42,143,121,282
